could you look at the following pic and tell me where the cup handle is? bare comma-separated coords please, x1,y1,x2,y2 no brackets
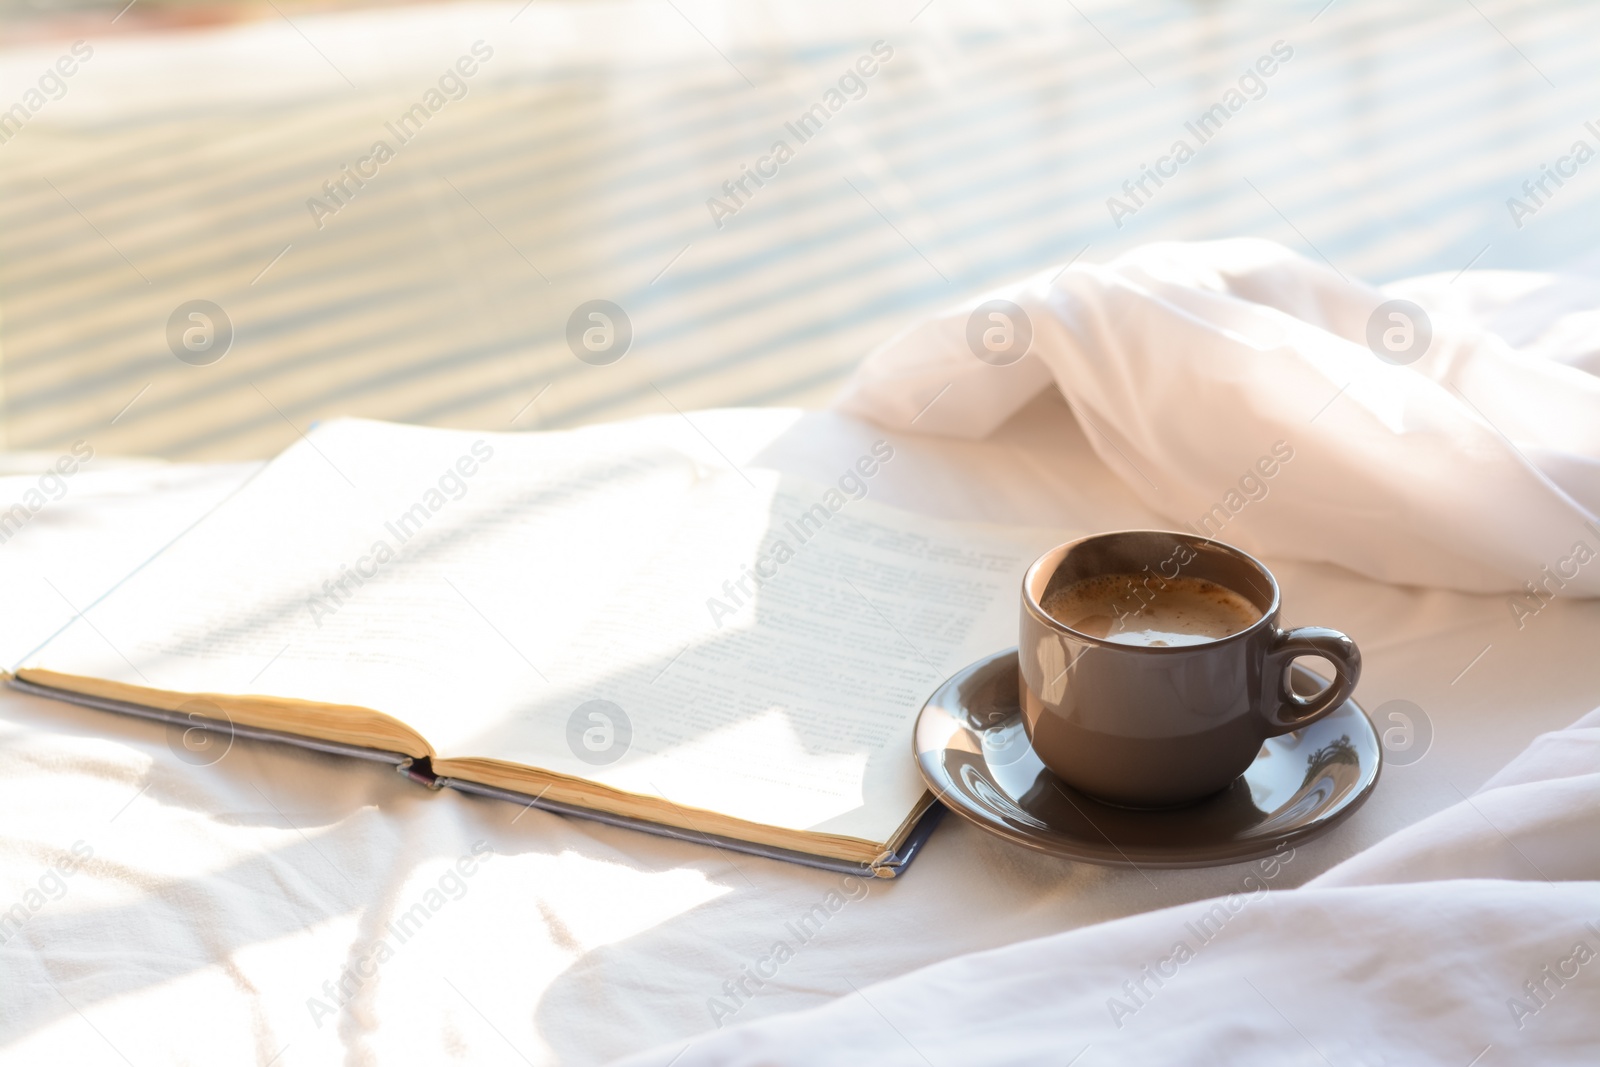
1261,626,1361,735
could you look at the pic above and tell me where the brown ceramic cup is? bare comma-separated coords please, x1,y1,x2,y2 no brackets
1018,530,1361,808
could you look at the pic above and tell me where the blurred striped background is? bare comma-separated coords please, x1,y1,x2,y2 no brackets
2,0,1598,459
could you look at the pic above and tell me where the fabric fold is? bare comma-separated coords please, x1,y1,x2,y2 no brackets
611,703,1600,1066
834,239,1600,597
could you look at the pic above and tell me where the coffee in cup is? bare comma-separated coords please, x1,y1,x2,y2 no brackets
1041,573,1263,647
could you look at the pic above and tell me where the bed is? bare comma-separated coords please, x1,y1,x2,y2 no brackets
3,1,1599,1062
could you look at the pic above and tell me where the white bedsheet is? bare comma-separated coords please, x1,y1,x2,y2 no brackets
617,703,1600,1064
837,239,1600,596
3,401,1599,1065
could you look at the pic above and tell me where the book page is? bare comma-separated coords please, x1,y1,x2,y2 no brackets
23,418,1070,845
437,469,1067,844
18,419,708,739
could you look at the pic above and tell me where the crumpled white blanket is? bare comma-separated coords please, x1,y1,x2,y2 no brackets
613,704,1600,1065
834,239,1600,598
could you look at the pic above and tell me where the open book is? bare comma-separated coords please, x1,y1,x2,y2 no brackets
13,419,1068,876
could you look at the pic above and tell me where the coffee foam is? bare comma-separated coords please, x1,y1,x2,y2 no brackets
1041,572,1262,647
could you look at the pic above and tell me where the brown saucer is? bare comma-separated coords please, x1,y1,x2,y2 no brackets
913,649,1380,868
